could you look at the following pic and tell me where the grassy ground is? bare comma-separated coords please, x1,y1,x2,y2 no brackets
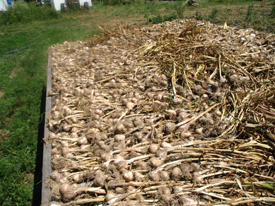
0,0,274,205
0,17,99,206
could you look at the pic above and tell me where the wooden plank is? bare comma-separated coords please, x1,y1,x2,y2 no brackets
41,50,53,206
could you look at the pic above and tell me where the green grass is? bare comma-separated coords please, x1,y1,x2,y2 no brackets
185,0,275,33
199,0,255,7
0,18,99,206
0,1,274,205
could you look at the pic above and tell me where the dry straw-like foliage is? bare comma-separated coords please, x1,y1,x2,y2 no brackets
47,19,275,205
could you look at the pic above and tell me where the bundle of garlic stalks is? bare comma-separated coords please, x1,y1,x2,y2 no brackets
46,19,275,206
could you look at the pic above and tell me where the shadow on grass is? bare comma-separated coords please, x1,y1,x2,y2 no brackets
32,86,46,206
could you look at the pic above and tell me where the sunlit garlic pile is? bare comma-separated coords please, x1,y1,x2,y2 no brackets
47,19,275,206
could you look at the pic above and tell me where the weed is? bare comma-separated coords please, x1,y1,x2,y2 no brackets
151,14,163,24
144,13,152,22
270,7,275,18
144,1,187,24
0,2,59,26
163,13,177,23
145,12,178,24
208,7,218,21
253,24,264,31
174,3,185,19
195,11,203,20
267,23,275,33
246,4,256,24
165,12,178,21
239,10,245,15
234,19,241,25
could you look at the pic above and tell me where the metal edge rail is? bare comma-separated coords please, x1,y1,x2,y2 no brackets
41,49,53,206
